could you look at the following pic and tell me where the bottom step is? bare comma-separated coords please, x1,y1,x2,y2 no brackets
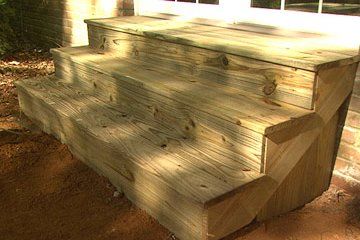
15,76,276,240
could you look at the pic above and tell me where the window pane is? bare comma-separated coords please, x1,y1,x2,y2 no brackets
251,0,281,9
163,0,219,4
199,0,219,4
322,0,360,15
285,0,319,12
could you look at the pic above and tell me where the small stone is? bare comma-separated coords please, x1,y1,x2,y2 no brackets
113,190,123,198
9,61,20,65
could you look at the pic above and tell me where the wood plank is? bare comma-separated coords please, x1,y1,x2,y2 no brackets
16,76,268,240
85,16,360,71
154,24,356,60
205,175,277,240
16,81,204,240
54,56,264,171
266,62,358,144
16,76,261,205
267,63,355,182
314,62,359,111
258,111,339,220
87,25,316,109
52,47,313,136
144,13,359,57
202,58,356,232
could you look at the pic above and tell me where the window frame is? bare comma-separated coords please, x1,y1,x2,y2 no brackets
135,0,338,16
134,0,360,37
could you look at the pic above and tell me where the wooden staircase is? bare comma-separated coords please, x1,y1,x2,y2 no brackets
15,15,359,240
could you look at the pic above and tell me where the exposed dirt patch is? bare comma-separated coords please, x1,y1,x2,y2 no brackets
226,179,360,240
1,50,360,240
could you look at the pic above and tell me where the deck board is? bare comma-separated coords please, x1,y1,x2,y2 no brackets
85,16,359,71
52,46,313,135
16,76,262,204
87,25,317,109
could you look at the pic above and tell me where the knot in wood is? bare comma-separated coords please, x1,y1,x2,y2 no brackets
263,80,277,96
220,54,229,68
99,37,107,50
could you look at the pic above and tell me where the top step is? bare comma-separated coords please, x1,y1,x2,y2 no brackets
85,15,360,72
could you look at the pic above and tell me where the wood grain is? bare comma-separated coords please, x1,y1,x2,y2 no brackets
15,15,360,240
206,175,277,240
51,46,313,136
85,16,360,71
314,63,359,111
54,53,264,171
87,25,316,109
17,76,262,204
258,111,339,220
16,76,291,240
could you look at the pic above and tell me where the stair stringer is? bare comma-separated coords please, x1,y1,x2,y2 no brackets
202,62,358,240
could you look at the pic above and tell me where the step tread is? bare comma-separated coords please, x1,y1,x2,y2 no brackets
85,16,360,71
16,76,263,205
52,46,314,135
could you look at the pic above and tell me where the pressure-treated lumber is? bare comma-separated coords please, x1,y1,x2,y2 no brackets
85,16,360,72
258,111,339,220
16,76,270,240
87,25,316,109
256,62,358,222
15,15,360,240
51,46,315,171
52,46,313,136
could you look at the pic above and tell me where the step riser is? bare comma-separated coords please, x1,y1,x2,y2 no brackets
87,24,316,109
16,86,204,240
54,55,264,171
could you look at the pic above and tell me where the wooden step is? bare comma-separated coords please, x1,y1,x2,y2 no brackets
51,46,314,171
15,76,276,240
85,16,359,109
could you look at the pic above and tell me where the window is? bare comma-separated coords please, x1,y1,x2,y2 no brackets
143,0,359,15
252,0,282,9
322,0,360,16
135,0,360,29
163,0,219,4
285,0,320,13
251,0,360,14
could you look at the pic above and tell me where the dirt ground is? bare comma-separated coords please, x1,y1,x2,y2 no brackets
1,50,360,240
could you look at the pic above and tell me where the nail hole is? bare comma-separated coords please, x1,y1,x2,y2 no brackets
153,108,159,117
221,55,229,66
189,119,196,128
161,144,167,148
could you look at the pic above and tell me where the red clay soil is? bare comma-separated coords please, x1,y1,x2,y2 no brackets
1,50,360,240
